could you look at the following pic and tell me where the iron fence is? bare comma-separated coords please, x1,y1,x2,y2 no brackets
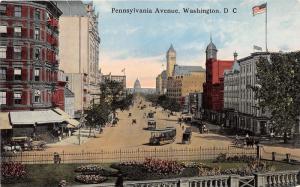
1,146,257,164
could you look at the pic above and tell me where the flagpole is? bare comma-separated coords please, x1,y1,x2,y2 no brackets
265,3,268,52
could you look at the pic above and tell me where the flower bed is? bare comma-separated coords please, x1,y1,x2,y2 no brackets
1,162,27,184
111,158,185,180
75,164,118,176
214,153,256,163
75,174,107,184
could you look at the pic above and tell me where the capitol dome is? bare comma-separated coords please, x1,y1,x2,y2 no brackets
133,78,141,93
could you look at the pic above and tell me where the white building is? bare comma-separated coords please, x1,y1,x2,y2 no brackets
57,1,100,112
64,87,75,118
224,52,271,135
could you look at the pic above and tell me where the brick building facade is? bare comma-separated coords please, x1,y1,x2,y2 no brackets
0,1,62,111
202,38,234,124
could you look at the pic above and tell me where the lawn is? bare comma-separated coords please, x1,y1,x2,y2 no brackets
2,163,117,187
1,161,299,187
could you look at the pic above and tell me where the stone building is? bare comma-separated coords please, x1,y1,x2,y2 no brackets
156,70,167,95
102,73,126,89
0,1,62,111
57,1,100,112
223,52,240,128
238,52,270,135
167,65,205,105
202,38,234,124
155,44,205,106
156,45,176,95
223,52,272,135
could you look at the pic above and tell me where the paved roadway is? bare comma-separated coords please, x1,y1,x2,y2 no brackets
43,96,300,157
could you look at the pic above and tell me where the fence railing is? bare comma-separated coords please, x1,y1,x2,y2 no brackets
1,146,257,164
91,170,300,187
261,147,300,164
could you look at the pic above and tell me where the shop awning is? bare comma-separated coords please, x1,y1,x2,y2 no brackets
10,110,64,125
53,108,80,128
0,112,12,130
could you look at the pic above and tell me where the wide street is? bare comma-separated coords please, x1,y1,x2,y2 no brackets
44,96,300,157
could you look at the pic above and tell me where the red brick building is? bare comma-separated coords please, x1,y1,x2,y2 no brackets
0,1,62,111
203,39,234,124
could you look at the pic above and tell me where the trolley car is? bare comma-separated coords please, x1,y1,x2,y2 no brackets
149,127,176,145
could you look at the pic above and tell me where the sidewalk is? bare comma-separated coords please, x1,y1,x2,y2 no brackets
48,128,98,146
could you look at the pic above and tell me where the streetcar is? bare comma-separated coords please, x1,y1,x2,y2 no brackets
149,127,176,145
147,118,156,130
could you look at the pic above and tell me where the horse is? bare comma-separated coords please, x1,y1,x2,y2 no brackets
132,119,136,125
246,137,255,148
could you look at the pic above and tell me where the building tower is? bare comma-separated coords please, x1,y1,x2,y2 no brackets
206,35,218,60
166,44,176,77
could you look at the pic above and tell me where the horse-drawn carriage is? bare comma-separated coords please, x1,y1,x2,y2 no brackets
2,137,47,152
147,118,156,130
233,136,259,148
149,127,176,145
182,127,192,144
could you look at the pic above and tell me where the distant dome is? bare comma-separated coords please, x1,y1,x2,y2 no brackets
134,78,141,93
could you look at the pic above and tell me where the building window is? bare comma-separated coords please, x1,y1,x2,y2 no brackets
0,25,7,37
35,48,40,60
14,26,22,37
35,28,40,40
34,90,41,103
14,68,22,80
0,91,6,105
0,46,6,59
0,68,6,80
14,46,22,59
34,69,40,81
14,6,22,17
0,5,6,16
14,91,22,104
35,9,40,20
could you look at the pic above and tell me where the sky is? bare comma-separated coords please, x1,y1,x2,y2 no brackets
91,0,300,88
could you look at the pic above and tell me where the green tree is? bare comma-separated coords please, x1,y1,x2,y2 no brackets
85,80,133,136
100,79,133,118
85,101,111,137
252,52,300,141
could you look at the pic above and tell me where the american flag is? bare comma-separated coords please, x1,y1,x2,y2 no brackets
252,3,267,16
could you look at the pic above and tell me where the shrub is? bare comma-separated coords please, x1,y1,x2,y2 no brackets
1,162,26,183
214,154,256,163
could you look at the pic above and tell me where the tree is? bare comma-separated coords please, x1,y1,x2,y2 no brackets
100,79,133,118
252,52,300,141
85,80,133,136
85,101,111,137
155,95,181,112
